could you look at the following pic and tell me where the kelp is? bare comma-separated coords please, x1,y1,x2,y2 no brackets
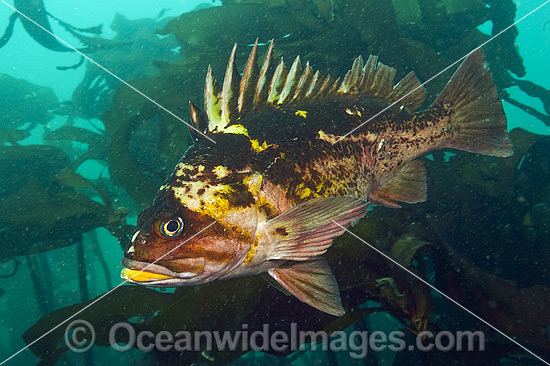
0,73,58,130
0,258,20,278
70,13,180,119
2,0,79,52
103,74,195,207
505,78,550,126
0,12,18,48
0,0,108,55
432,243,550,355
0,128,30,145
158,4,307,60
43,126,109,170
0,145,69,198
0,177,108,261
183,0,525,94
0,144,130,261
514,136,550,206
25,254,55,314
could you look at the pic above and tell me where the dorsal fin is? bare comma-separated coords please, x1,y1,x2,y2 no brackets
204,66,223,132
339,55,363,94
221,43,240,126
253,40,275,109
304,70,322,100
389,71,426,112
267,58,288,104
315,74,334,99
279,56,302,104
238,38,259,115
202,42,427,134
293,62,314,103
188,101,208,141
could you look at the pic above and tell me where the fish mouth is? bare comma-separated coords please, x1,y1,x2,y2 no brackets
121,257,205,283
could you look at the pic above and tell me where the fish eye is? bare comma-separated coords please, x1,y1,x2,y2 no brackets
160,217,184,238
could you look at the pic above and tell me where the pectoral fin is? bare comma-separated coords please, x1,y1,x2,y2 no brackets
268,257,345,316
368,160,427,208
265,197,368,261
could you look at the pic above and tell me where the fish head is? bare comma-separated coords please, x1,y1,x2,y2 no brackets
121,164,267,287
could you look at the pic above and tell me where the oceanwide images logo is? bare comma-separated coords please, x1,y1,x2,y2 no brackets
65,320,485,358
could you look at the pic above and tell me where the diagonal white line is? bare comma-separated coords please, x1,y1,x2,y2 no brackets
332,220,550,365
0,0,216,144
333,0,550,144
0,221,216,365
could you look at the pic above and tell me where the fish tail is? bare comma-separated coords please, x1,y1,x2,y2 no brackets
434,49,513,157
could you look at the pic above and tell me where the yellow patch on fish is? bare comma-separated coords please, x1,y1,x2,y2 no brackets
121,268,172,282
213,165,229,178
222,124,249,136
315,182,324,192
173,182,236,219
250,139,269,152
243,238,260,264
175,163,205,177
243,174,263,196
294,182,319,199
295,110,308,118
317,130,338,143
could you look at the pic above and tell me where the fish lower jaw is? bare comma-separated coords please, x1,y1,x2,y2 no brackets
121,268,173,283
120,257,204,284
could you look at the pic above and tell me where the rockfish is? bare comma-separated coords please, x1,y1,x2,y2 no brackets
121,41,512,316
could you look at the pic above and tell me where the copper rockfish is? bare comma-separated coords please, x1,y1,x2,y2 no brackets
121,41,512,316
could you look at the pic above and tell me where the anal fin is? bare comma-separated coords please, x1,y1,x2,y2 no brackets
368,160,427,208
268,257,344,316
261,272,291,296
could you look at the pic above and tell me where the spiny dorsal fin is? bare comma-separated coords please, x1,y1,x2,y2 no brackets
327,77,341,97
203,42,427,134
389,71,426,112
361,55,378,94
253,40,275,109
238,39,259,115
279,56,302,104
292,61,314,103
267,58,288,104
204,66,223,132
357,55,426,112
188,101,208,140
304,70,322,100
371,63,396,100
315,74,334,99
221,43,240,126
339,55,363,94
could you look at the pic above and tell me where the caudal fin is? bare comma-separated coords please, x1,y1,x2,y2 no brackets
434,49,513,157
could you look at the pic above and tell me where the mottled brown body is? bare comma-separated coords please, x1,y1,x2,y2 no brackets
122,44,511,316
166,96,451,214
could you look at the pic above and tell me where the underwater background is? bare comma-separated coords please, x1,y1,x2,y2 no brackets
0,0,549,365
